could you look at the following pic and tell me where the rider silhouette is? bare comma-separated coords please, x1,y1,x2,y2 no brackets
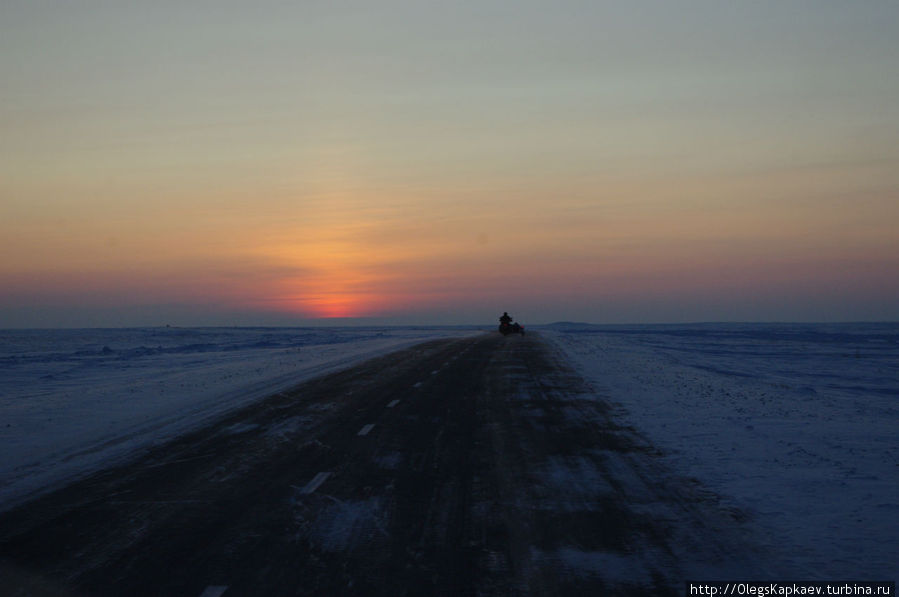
500,312,512,325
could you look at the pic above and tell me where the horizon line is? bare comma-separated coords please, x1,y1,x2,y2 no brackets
2,319,898,331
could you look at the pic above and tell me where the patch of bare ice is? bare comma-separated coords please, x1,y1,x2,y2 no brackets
308,496,387,552
531,546,654,585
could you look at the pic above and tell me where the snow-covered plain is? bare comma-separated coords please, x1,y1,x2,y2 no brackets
0,326,480,511
541,322,898,582
2,323,896,582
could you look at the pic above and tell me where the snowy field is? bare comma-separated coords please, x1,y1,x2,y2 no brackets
0,326,480,511
541,322,898,582
2,323,896,582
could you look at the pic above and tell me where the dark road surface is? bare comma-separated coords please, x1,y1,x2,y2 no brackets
1,333,776,596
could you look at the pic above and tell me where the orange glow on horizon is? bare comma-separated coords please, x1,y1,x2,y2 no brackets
242,201,461,319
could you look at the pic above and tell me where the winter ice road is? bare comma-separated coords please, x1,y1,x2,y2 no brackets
0,333,778,596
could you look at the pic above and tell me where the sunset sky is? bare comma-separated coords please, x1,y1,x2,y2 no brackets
2,1,898,327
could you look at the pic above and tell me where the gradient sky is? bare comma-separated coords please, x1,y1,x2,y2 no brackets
2,1,898,327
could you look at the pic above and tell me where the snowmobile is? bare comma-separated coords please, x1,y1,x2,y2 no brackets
498,321,525,336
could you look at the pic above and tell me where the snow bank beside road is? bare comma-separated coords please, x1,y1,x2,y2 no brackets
542,323,898,581
0,326,480,511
